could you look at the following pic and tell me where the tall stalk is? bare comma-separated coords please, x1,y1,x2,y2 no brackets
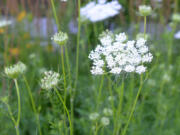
50,0,73,133
54,87,73,135
121,75,143,135
113,79,124,135
74,0,81,89
14,79,21,135
23,76,42,135
144,16,146,37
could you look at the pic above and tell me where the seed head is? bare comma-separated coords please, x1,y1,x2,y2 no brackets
139,5,152,16
51,31,68,45
40,71,60,90
4,61,27,79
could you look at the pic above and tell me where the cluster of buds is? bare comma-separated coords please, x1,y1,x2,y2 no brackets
139,5,152,16
51,31,68,46
4,61,27,79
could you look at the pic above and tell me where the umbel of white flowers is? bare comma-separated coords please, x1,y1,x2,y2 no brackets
139,5,152,16
88,30,153,75
51,31,68,45
40,71,60,90
80,0,122,22
4,61,27,79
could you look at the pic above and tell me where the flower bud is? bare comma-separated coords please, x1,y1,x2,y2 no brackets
4,61,27,79
51,31,68,46
139,5,152,16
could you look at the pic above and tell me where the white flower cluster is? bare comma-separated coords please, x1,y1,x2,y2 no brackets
4,61,27,79
0,20,12,28
41,71,60,90
51,31,68,45
80,0,122,22
89,30,153,75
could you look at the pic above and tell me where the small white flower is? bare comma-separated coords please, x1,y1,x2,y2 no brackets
4,61,27,79
136,65,146,74
101,117,110,126
40,71,60,90
115,33,127,42
51,31,68,45
91,66,104,75
110,67,122,74
89,112,99,121
124,65,135,72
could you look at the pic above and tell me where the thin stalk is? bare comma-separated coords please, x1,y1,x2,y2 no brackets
60,46,68,135
96,75,104,110
144,16,146,37
14,79,21,135
50,0,73,133
74,0,81,89
65,45,74,133
121,75,143,135
114,79,124,135
23,76,42,135
50,0,60,29
4,102,16,126
60,46,67,104
54,87,73,135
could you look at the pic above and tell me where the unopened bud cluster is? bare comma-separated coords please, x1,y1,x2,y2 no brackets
139,5,152,16
51,31,68,45
4,61,27,79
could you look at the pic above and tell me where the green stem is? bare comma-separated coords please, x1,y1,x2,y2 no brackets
122,75,143,135
114,79,124,135
144,16,146,37
23,76,42,135
96,75,104,110
50,0,60,29
4,102,16,126
14,79,21,135
74,0,81,89
60,46,67,104
54,87,72,135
